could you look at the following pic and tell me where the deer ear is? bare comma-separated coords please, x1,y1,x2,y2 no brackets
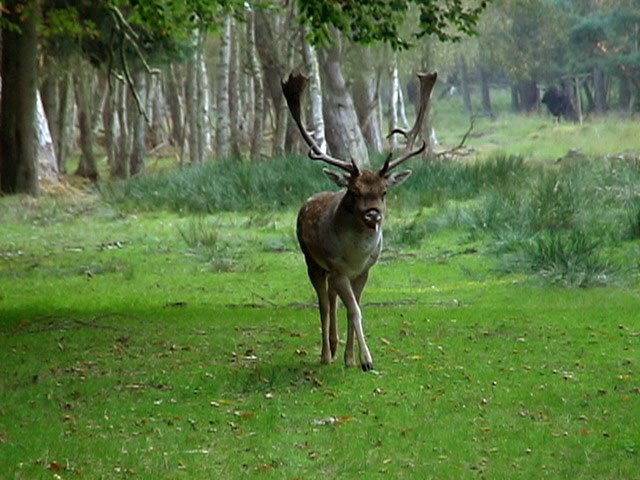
385,169,412,188
323,168,350,187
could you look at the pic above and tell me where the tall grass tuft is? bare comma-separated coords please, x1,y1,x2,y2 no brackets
101,156,329,213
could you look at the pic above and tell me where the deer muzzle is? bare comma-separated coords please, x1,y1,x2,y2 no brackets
363,209,383,231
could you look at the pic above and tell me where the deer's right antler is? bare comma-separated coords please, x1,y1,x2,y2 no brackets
380,72,438,174
281,72,354,173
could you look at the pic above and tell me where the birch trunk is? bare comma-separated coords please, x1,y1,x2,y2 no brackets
129,70,148,176
73,62,99,181
352,48,382,153
319,40,369,166
229,18,243,158
301,32,327,153
216,17,232,160
36,90,60,187
247,10,265,160
165,64,185,153
389,55,402,151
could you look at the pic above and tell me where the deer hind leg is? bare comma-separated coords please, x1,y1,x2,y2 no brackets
331,273,373,371
328,285,339,359
306,260,332,364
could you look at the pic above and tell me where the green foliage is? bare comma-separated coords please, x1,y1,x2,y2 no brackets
569,7,640,74
298,0,489,49
101,156,330,213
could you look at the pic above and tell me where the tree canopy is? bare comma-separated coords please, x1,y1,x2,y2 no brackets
298,0,489,49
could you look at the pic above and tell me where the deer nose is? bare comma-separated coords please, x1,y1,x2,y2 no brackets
364,209,382,229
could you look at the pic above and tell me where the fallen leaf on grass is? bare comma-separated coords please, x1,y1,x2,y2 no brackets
48,461,66,472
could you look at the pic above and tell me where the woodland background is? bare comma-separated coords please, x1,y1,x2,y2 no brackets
1,0,639,196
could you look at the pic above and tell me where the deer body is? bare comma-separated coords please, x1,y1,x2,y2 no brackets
282,71,437,371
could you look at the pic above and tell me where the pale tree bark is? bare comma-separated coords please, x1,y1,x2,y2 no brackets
129,69,149,176
247,10,265,160
73,60,99,181
352,47,383,154
40,67,75,174
36,90,60,186
389,54,403,151
319,39,369,166
479,65,494,119
185,43,201,164
301,30,327,153
216,17,232,160
165,64,185,155
254,7,295,157
229,18,243,158
105,78,130,179
458,54,473,115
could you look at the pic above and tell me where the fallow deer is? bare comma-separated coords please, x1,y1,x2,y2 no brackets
282,71,437,371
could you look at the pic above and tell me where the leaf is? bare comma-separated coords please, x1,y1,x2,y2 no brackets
48,461,66,472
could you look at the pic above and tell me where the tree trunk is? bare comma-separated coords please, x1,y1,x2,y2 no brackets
479,65,494,119
247,11,265,160
254,8,294,157
229,18,243,159
216,17,232,160
73,63,99,181
419,40,436,157
108,79,130,179
319,41,369,166
518,79,539,112
389,56,401,151
301,31,327,153
36,90,60,186
129,70,148,176
458,54,473,115
352,62,382,154
165,64,185,152
56,73,74,173
593,67,608,114
0,0,40,194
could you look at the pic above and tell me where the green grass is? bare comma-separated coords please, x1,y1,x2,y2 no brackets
1,189,640,479
434,87,640,162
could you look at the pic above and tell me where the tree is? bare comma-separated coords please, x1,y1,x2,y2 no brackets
569,5,640,112
1,0,40,194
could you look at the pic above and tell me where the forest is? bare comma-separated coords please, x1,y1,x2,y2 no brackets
1,0,639,194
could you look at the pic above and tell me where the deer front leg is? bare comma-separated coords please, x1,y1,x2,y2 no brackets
331,274,374,371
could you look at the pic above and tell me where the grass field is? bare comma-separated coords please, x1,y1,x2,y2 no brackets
2,183,640,478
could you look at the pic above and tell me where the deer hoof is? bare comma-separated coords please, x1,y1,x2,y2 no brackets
361,362,374,372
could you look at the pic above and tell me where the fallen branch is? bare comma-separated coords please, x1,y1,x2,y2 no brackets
436,114,477,159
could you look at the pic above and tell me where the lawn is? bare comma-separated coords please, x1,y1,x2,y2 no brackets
1,185,639,478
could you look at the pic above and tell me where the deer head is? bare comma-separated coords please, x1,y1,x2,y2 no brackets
282,71,437,371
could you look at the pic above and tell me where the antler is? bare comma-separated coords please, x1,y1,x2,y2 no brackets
282,72,354,173
380,72,438,174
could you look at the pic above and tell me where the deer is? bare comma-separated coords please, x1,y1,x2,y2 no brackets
281,71,437,372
